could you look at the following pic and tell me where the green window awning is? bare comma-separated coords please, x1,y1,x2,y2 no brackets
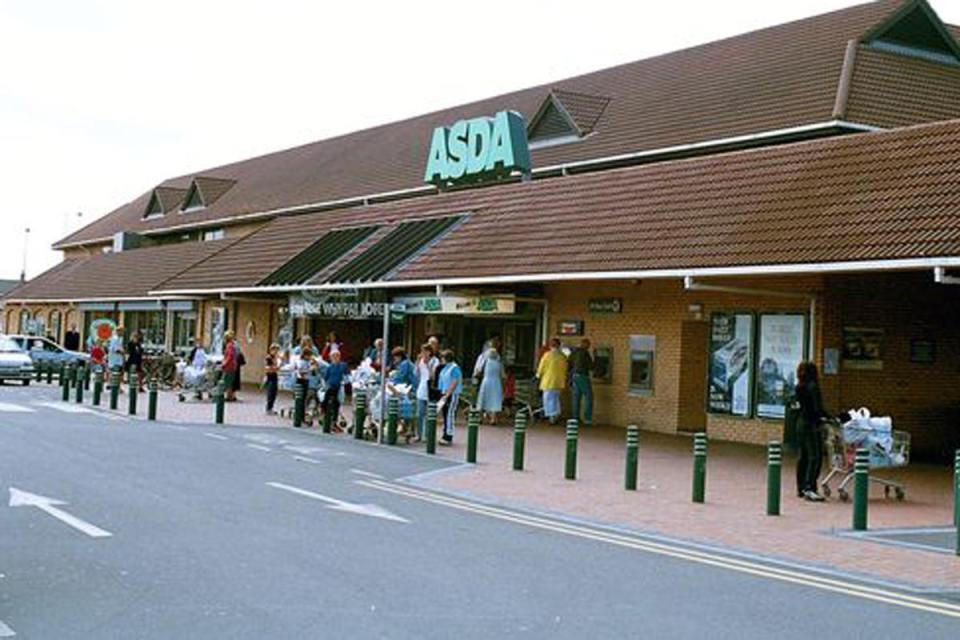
325,215,464,284
260,225,379,286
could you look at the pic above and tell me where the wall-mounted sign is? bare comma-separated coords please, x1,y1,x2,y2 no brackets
558,320,585,336
842,326,883,370
588,297,623,314
707,313,753,417
424,110,531,186
392,295,515,315
290,298,385,319
910,339,935,364
756,314,807,419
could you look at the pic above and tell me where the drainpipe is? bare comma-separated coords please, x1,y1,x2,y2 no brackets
683,277,818,360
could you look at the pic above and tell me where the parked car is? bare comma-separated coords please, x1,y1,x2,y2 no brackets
0,335,35,385
5,334,89,367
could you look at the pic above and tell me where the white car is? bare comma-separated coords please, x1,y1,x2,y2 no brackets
0,335,35,385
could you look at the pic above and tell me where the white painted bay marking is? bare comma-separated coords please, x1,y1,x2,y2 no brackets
246,444,272,452
266,481,408,523
204,432,229,441
0,402,34,413
0,618,14,637
32,401,96,414
8,487,112,538
350,469,384,479
293,455,321,464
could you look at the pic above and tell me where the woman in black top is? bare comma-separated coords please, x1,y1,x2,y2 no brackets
264,343,281,414
126,331,145,392
795,361,828,501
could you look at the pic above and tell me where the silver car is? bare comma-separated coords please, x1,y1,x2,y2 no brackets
0,335,35,385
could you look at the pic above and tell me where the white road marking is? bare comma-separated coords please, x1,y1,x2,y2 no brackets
246,444,272,452
293,455,321,464
0,619,14,637
358,479,960,620
242,433,289,446
32,401,96,414
8,487,112,538
283,445,330,455
204,433,229,441
350,469,384,479
266,482,408,523
0,402,34,413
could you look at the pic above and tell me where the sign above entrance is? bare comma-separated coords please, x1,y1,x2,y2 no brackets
290,298,384,319
588,297,623,314
423,110,531,187
392,295,515,315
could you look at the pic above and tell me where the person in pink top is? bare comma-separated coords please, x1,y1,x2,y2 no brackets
221,331,239,401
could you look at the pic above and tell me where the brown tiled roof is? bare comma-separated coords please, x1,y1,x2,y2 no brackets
194,176,237,207
550,90,611,136
4,241,231,301
845,45,960,127
56,0,945,249
155,117,960,293
154,187,189,214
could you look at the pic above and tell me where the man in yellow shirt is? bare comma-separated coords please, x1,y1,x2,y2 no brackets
537,338,568,424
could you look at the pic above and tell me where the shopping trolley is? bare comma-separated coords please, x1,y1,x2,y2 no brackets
820,413,910,502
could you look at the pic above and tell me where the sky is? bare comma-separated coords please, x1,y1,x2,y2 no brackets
2,0,959,281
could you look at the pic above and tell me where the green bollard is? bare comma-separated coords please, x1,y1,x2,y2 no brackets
322,392,333,434
692,432,707,503
625,424,639,491
512,409,527,471
84,365,91,391
353,389,366,440
852,448,870,531
767,441,782,516
127,375,137,416
293,384,305,428
147,378,158,421
35,362,42,382
59,362,67,387
425,401,437,455
92,369,103,407
61,366,71,402
45,361,53,384
387,395,399,445
466,407,480,464
214,383,225,425
565,419,579,480
109,369,120,410
74,365,84,404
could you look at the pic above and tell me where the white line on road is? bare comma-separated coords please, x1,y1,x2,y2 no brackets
0,618,14,637
358,479,960,620
32,401,96,414
246,444,272,452
350,469,384,479
0,402,34,413
293,455,321,464
266,482,408,523
204,432,229,441
8,487,112,538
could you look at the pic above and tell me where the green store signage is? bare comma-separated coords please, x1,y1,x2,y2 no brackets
424,110,531,186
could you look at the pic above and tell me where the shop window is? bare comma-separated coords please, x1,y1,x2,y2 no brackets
628,335,656,396
48,310,62,343
202,228,225,242
172,312,198,353
209,307,228,355
125,311,167,352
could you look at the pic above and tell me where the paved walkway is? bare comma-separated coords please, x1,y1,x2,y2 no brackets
127,384,960,589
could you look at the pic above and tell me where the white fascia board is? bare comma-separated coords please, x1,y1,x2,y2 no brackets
3,295,201,304
148,256,960,297
53,120,880,251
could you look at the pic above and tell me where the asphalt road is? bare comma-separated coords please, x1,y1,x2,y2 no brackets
0,384,958,639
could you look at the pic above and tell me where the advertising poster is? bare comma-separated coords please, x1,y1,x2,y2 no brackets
708,313,753,416
756,314,806,418
842,327,884,370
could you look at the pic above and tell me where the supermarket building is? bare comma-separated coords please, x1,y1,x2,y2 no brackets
5,0,960,459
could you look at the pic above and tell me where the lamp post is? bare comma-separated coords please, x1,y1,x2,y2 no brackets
20,227,30,282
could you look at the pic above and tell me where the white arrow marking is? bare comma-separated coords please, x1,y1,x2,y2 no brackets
266,482,408,523
0,402,34,413
9,488,112,538
0,619,15,637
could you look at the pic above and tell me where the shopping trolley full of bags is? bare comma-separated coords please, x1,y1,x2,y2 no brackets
820,407,910,502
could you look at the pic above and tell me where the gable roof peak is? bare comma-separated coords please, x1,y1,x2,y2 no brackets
862,0,960,62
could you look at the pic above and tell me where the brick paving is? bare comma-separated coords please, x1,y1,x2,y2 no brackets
138,385,960,589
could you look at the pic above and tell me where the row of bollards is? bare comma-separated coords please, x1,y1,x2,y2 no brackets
44,361,166,423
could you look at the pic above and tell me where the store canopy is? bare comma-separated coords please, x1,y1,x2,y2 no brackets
324,215,464,284
259,225,379,286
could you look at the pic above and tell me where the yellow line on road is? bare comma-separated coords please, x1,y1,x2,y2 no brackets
358,479,960,619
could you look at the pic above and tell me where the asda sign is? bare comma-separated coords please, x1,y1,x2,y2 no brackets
424,110,531,186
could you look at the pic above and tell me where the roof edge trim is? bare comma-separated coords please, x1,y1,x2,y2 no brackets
148,257,960,297
51,119,882,251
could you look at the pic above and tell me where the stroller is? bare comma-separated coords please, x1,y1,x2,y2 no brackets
177,359,221,402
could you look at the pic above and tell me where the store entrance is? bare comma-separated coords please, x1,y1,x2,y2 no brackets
307,317,382,364
459,318,538,377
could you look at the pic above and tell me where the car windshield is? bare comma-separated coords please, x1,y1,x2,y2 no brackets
0,337,23,353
